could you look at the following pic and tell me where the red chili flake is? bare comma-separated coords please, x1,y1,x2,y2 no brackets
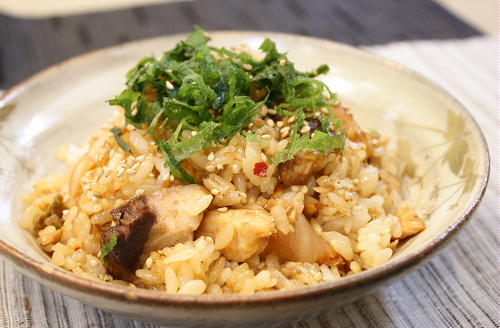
253,161,268,177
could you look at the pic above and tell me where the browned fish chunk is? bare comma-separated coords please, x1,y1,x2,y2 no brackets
101,185,213,280
34,194,64,235
101,196,155,280
278,150,328,185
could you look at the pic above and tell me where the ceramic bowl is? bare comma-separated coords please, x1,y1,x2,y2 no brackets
0,32,489,327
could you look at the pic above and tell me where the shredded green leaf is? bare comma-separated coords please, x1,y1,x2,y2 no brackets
100,234,118,260
110,127,132,153
242,131,263,143
109,26,344,183
272,111,345,164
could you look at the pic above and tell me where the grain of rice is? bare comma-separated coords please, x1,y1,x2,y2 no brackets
178,280,206,295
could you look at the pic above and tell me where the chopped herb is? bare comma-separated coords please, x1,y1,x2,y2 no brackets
272,111,345,164
109,26,344,183
100,234,118,260
110,127,132,153
272,130,345,164
242,131,263,143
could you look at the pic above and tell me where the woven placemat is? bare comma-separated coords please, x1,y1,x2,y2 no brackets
0,0,480,89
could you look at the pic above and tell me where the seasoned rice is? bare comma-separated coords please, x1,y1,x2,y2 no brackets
21,103,425,294
21,32,426,294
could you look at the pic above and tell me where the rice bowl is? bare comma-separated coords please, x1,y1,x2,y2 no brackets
0,30,488,327
21,28,427,295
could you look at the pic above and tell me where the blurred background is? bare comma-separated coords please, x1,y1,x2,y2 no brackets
0,1,497,328
0,0,496,89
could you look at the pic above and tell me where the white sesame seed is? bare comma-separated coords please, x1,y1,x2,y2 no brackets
116,167,125,177
266,119,275,127
169,175,175,182
131,102,138,116
280,131,290,139
279,59,287,66
126,124,135,131
321,107,329,115
166,81,175,90
232,164,240,174
191,131,198,136
261,134,272,140
300,126,311,134
126,169,136,175
136,155,145,161
206,165,215,172
288,116,296,123
248,123,254,128
261,153,267,161
148,173,155,178
211,189,220,195
83,185,90,191
217,207,228,212
314,111,321,117
267,109,277,115
131,162,140,170
62,210,69,216
135,189,145,196
277,121,284,127
280,126,291,134
242,63,252,70
165,69,173,74
216,164,224,170
207,152,215,161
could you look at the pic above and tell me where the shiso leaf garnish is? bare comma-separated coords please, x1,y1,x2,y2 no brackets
110,127,132,153
109,26,344,183
100,234,118,260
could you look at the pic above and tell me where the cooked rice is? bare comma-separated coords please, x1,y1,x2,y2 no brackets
21,103,425,295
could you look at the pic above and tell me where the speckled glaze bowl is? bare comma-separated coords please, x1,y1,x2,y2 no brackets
0,32,489,327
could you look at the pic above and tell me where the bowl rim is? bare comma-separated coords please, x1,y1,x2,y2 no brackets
0,30,490,307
